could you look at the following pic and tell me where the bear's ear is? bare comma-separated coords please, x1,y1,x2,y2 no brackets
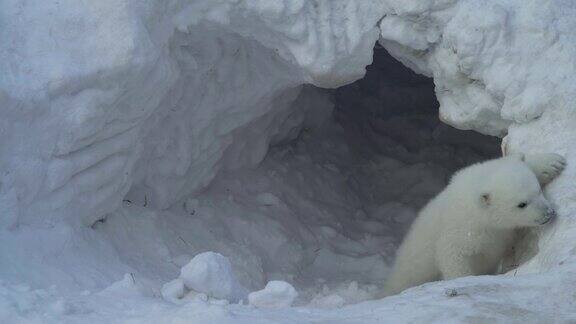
480,193,491,207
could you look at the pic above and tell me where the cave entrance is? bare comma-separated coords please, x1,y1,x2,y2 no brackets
250,47,501,303
175,47,500,304
101,47,500,306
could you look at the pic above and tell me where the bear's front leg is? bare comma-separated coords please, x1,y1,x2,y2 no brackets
438,252,476,280
437,237,478,280
523,153,566,186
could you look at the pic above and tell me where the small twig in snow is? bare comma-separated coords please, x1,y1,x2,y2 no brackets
90,217,107,229
178,236,190,247
444,288,458,297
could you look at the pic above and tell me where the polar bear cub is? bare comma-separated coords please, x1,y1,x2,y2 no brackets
384,153,566,295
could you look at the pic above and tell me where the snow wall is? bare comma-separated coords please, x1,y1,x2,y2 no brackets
2,0,576,322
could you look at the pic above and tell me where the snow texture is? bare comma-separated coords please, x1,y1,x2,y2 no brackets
1,0,576,322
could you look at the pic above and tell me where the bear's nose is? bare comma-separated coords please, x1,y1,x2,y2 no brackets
540,208,556,225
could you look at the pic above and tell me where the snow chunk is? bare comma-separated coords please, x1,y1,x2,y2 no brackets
248,281,298,309
179,252,248,302
161,278,186,303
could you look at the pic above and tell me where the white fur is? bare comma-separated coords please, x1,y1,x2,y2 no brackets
384,153,566,295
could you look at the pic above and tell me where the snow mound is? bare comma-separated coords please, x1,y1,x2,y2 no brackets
248,281,298,309
179,252,248,302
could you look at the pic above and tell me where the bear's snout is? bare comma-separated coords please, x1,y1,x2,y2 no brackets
539,208,556,225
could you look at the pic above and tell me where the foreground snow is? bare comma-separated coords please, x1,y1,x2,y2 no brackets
2,0,576,322
3,262,576,323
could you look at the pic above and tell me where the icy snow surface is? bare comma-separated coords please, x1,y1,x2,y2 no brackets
2,0,576,322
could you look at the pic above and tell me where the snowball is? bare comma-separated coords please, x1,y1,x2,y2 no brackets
179,252,247,302
248,281,298,309
161,279,186,303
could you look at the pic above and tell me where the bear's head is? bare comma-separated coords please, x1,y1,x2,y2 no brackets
479,158,556,228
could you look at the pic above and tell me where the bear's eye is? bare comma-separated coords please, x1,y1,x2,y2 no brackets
517,202,528,209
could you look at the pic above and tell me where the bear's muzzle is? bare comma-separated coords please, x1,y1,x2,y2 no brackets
539,208,556,225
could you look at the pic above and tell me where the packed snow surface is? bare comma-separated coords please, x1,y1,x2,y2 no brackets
2,0,576,322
